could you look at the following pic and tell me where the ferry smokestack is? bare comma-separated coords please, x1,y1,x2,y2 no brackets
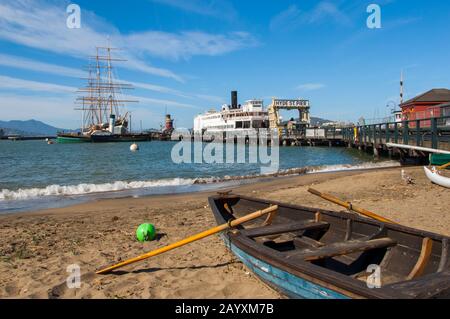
231,91,238,109
165,114,174,132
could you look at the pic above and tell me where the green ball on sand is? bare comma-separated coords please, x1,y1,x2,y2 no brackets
136,223,156,242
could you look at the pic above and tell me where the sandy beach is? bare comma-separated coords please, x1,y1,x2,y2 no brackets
0,166,449,299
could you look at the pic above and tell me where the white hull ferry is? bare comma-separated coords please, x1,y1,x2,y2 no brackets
194,91,269,134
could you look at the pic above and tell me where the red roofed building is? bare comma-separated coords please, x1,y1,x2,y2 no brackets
400,88,450,127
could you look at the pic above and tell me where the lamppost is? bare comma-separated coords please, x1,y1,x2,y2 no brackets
386,100,398,121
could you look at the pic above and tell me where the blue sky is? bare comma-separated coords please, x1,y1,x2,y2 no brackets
0,0,449,129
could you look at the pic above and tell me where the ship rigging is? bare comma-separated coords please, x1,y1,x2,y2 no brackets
57,46,151,143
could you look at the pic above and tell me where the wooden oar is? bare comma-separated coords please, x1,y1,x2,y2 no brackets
438,162,450,170
308,188,397,224
96,205,278,274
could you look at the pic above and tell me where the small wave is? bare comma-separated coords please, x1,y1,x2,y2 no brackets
193,161,400,183
0,178,196,201
306,160,401,174
1,161,400,201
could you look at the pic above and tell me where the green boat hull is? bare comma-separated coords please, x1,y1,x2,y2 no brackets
430,154,450,167
56,135,91,143
57,133,152,143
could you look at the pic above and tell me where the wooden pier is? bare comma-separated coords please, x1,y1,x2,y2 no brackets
278,128,345,147
202,114,450,162
340,115,450,160
0,135,57,141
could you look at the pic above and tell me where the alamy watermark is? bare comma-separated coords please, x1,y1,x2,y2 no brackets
66,264,81,289
366,264,382,289
171,129,280,175
66,4,81,29
367,4,382,29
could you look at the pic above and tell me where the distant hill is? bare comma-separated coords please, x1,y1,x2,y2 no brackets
0,120,69,136
281,117,333,126
310,117,333,126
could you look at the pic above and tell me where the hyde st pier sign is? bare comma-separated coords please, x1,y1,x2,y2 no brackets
272,99,310,109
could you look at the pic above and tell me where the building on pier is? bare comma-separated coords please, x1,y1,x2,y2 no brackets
400,88,450,127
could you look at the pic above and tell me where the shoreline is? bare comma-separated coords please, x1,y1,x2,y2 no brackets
8,168,374,218
1,166,448,299
0,160,401,215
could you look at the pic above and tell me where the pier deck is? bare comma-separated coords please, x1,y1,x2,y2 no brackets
199,115,450,161
340,115,450,158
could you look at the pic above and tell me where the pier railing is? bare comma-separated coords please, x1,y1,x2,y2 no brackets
341,115,450,151
322,127,344,140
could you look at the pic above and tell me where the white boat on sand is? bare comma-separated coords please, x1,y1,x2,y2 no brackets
424,166,450,188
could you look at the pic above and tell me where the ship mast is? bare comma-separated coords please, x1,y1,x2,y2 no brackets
75,45,138,134
400,70,404,105
96,47,102,124
107,46,114,118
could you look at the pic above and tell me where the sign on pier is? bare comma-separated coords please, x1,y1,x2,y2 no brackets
273,99,310,108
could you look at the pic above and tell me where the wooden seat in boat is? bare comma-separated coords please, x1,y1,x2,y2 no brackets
287,237,397,262
240,221,330,238
293,226,388,249
293,236,325,248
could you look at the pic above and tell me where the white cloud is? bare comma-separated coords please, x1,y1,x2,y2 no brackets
0,74,202,111
0,54,85,78
0,0,182,81
0,93,165,129
0,78,202,128
335,16,421,51
150,0,238,20
0,54,188,95
270,2,351,31
124,31,258,61
0,75,199,109
270,5,303,32
90,80,223,106
0,54,225,104
126,82,224,104
308,2,351,26
126,81,189,98
0,0,256,81
296,83,326,91
128,95,201,110
0,75,76,94
192,94,226,105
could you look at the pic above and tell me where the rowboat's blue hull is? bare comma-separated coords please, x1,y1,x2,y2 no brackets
225,237,349,299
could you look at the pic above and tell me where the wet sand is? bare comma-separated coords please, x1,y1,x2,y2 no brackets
0,166,449,299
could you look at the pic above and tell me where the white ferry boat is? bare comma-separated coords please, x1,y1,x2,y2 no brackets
194,91,269,134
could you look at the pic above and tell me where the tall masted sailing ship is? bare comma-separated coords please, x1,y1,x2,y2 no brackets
57,46,151,143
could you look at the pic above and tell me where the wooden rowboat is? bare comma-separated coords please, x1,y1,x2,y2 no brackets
424,166,450,189
209,194,450,299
